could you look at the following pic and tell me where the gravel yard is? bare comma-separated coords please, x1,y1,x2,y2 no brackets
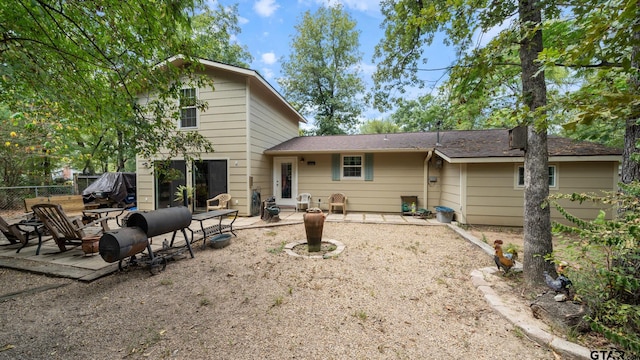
0,222,554,359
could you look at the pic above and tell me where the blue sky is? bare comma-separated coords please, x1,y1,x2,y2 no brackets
209,0,458,121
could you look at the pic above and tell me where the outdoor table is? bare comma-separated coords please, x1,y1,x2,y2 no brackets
189,209,239,249
82,207,127,231
15,221,45,255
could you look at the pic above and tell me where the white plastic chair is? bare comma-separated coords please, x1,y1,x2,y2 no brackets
295,193,312,212
206,193,231,211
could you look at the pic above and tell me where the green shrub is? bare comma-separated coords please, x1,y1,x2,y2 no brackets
547,182,640,355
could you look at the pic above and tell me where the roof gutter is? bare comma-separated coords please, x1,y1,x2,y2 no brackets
265,148,436,155
441,154,622,164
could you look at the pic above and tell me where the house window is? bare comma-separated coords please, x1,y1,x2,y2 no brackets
180,88,197,128
332,153,373,181
548,165,556,187
517,165,557,187
342,155,363,179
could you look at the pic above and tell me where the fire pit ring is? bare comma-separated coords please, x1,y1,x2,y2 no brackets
283,239,345,259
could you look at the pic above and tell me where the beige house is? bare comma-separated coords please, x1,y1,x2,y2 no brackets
135,56,305,216
136,57,622,227
267,131,621,226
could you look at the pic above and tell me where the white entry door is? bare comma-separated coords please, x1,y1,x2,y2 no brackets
273,157,297,206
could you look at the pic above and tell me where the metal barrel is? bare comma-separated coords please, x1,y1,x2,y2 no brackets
99,227,149,263
126,206,192,237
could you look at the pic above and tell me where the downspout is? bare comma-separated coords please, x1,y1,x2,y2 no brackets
245,77,252,216
424,150,433,210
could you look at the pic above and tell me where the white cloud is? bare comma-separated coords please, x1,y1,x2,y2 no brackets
261,52,277,65
261,67,275,80
238,16,249,25
254,0,280,17
308,0,380,13
358,62,376,77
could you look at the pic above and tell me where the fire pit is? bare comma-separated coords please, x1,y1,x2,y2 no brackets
283,239,345,259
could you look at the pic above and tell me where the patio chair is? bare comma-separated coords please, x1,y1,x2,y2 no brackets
328,193,347,215
295,193,312,212
206,193,231,211
1,214,51,254
0,215,27,245
32,203,109,252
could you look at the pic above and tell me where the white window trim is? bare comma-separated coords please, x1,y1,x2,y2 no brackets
515,164,558,189
549,165,557,188
341,154,364,180
179,87,198,129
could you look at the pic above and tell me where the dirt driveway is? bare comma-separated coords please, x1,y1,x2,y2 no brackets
0,222,553,359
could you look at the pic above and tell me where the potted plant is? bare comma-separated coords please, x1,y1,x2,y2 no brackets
174,185,195,208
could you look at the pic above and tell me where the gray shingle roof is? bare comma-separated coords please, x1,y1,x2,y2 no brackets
264,129,622,158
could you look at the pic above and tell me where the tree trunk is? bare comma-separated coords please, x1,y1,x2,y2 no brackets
622,6,640,184
622,120,640,184
523,127,554,287
519,0,555,288
117,130,126,172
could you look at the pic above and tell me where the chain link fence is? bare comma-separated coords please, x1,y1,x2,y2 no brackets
0,185,75,211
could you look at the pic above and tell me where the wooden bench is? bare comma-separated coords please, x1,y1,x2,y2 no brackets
24,195,99,217
23,197,51,214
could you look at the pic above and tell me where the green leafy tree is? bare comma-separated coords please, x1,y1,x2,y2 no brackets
374,0,554,287
536,2,640,183
190,3,253,66
279,4,365,135
440,34,523,130
381,19,601,137
359,119,399,134
548,184,640,354
0,100,70,185
436,20,581,132
389,94,453,132
557,70,627,149
0,106,47,186
0,0,228,181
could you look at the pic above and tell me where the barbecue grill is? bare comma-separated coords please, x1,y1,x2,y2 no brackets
99,206,193,274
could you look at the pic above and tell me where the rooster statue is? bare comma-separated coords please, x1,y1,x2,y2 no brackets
493,240,517,275
543,262,573,300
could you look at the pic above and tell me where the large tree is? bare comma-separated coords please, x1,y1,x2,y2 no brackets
190,3,253,66
0,0,250,181
518,0,553,289
374,0,554,287
278,4,365,135
359,119,400,134
389,94,453,132
541,0,640,183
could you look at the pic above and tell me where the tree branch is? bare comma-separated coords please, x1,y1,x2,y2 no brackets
553,61,622,69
